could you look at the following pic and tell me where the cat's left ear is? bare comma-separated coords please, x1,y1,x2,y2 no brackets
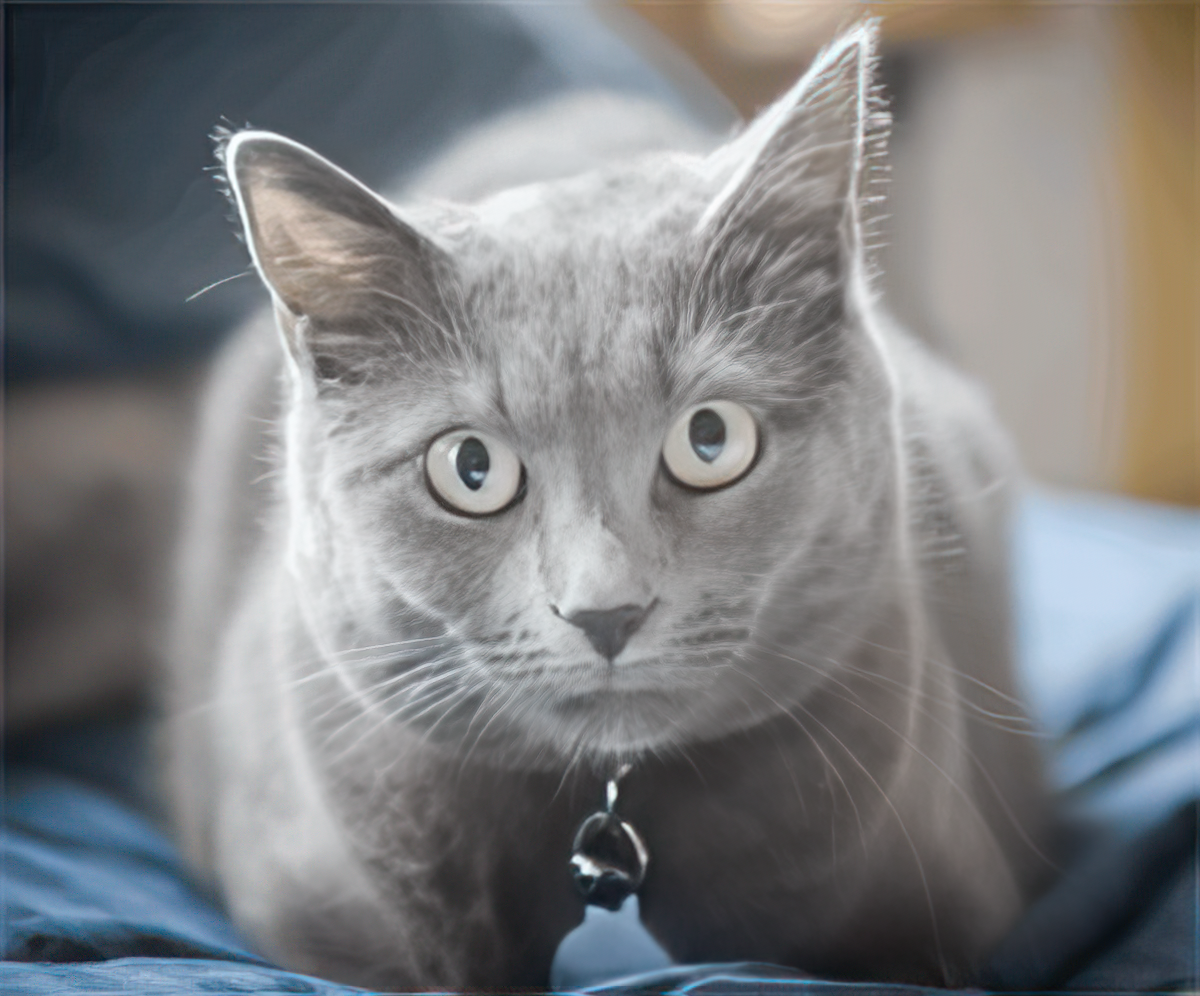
697,19,889,281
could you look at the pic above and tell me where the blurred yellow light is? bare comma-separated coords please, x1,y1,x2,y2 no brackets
707,1,855,62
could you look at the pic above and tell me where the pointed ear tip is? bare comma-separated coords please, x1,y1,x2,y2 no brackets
833,18,881,59
223,130,289,167
806,18,880,75
844,15,882,45
223,132,321,193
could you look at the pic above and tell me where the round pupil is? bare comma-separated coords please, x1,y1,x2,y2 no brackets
689,409,726,463
456,437,490,490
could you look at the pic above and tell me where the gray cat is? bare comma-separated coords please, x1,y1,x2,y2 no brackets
165,23,1050,990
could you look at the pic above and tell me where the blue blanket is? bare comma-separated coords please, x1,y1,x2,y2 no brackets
4,489,1198,994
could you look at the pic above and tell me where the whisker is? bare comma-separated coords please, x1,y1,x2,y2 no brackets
728,662,867,860
185,268,255,302
750,640,1057,871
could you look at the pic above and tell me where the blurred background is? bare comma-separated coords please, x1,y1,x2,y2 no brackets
5,1,1198,733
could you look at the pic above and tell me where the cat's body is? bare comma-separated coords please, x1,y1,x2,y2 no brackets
166,26,1048,990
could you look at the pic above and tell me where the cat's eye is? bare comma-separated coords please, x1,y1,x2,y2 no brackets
662,401,759,490
426,429,524,516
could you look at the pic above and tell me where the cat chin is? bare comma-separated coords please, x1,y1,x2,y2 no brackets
394,682,792,773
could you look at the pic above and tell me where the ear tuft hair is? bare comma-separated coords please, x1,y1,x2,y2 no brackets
211,120,255,246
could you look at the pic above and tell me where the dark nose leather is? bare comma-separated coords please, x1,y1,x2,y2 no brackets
563,602,654,661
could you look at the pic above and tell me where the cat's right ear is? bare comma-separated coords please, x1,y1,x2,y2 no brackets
222,130,454,381
695,21,889,289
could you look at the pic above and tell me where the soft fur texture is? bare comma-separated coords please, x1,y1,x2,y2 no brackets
166,24,1049,990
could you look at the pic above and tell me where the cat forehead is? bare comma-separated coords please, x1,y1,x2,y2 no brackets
438,156,710,359
451,153,712,277
459,251,674,433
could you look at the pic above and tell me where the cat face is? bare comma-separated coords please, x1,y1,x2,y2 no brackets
226,25,898,764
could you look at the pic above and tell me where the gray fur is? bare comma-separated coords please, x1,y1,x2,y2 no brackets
165,24,1049,990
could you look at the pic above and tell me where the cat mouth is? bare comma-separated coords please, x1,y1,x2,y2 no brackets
490,643,743,683
533,654,732,705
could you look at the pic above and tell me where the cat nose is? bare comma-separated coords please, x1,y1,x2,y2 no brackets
556,601,656,662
